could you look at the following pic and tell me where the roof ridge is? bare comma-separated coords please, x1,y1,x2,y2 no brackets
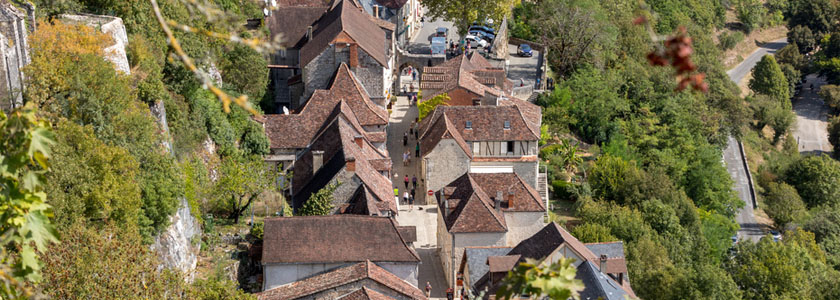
468,175,507,230
441,112,472,158
388,218,421,261
512,104,540,138
513,173,545,210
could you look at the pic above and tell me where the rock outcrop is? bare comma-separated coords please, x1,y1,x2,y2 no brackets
0,1,31,112
60,14,131,74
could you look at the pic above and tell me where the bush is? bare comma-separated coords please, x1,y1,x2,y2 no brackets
719,31,744,51
572,223,617,243
763,182,807,228
828,116,840,157
785,155,840,208
249,221,264,241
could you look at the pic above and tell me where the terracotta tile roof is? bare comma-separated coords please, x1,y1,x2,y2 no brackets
338,287,394,300
437,174,508,233
420,54,513,103
487,255,521,273
262,216,420,264
264,64,388,150
266,5,329,48
369,158,392,171
300,0,388,67
469,173,545,212
290,109,396,215
257,260,425,300
418,104,540,157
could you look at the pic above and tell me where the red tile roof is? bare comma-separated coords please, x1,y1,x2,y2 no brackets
262,216,420,264
338,287,394,300
300,0,388,67
487,255,521,273
437,173,544,233
258,260,426,300
469,173,545,212
420,54,512,103
266,0,330,48
264,63,388,150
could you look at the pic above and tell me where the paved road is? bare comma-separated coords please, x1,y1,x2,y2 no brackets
506,44,540,88
793,74,832,155
407,10,460,55
724,38,787,243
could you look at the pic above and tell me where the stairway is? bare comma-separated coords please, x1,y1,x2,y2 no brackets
537,167,548,210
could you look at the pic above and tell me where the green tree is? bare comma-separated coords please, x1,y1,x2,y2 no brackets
571,223,617,243
786,0,838,35
763,182,807,228
220,43,269,103
787,25,817,53
825,32,840,59
735,0,766,33
418,93,450,120
779,63,801,97
47,121,142,229
0,103,59,298
297,182,339,216
212,154,271,223
422,0,515,36
820,85,840,110
829,116,840,156
189,277,256,300
749,55,790,108
530,0,611,77
496,258,584,300
775,43,806,70
785,155,840,207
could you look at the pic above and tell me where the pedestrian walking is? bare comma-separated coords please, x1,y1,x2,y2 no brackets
408,193,414,211
410,121,415,135
404,175,409,189
404,191,409,204
425,282,432,297
394,187,399,198
415,142,420,157
412,175,417,189
412,70,417,81
410,188,416,201
405,150,411,165
403,132,408,146
402,151,408,166
414,122,419,139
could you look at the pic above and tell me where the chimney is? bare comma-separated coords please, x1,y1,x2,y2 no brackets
306,26,313,41
354,135,364,148
312,150,324,172
506,191,514,209
494,191,503,212
373,5,380,18
346,157,356,172
599,255,608,273
349,44,359,68
441,190,448,217
618,272,624,285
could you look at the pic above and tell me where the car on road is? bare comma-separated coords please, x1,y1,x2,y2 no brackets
517,44,533,57
464,35,488,48
468,30,495,43
431,37,446,55
435,27,448,38
770,230,782,242
469,24,495,35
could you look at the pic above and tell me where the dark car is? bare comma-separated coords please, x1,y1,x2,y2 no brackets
469,30,495,42
469,24,496,35
517,44,533,57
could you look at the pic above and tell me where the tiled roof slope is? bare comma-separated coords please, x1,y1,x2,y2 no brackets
266,0,329,48
291,108,395,214
301,0,387,67
257,260,425,300
338,287,394,300
418,104,540,156
420,54,513,104
262,216,420,264
436,173,544,233
264,63,387,149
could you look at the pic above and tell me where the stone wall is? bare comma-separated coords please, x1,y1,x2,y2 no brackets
423,139,470,200
302,44,387,106
263,262,418,292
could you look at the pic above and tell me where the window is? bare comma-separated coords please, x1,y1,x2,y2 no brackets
465,121,472,129
507,141,515,155
473,142,480,155
503,120,510,129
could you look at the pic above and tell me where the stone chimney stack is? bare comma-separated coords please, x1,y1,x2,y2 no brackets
312,150,324,172
354,135,364,148
494,191,503,212
506,191,514,209
346,157,356,172
306,25,313,41
599,255,608,273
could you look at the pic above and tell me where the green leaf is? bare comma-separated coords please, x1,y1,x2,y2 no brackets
21,211,59,252
27,127,54,168
20,171,41,192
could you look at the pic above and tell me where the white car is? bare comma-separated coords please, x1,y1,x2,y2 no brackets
464,35,488,49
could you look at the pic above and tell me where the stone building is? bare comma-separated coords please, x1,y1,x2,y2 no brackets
266,0,395,111
420,53,512,106
0,1,31,112
417,99,544,204
262,63,388,169
260,215,421,293
433,172,546,288
465,223,636,300
351,0,422,46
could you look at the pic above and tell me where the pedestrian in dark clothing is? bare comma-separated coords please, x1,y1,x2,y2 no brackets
415,143,420,157
408,193,414,210
412,175,417,189
403,132,408,146
412,71,417,81
404,175,409,189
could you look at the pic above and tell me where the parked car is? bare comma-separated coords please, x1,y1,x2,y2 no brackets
770,230,782,242
469,24,496,35
431,37,447,55
435,27,448,38
469,30,495,43
517,44,533,57
464,35,488,48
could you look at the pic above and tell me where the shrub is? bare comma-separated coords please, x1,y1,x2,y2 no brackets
763,182,807,228
719,31,744,51
785,155,840,208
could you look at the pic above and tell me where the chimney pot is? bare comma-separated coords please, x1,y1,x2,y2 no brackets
306,26,313,41
599,254,608,273
506,191,514,209
312,150,324,172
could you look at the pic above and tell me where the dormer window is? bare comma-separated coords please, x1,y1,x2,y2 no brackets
466,121,472,129
503,120,510,130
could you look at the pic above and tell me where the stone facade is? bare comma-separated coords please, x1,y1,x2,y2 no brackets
502,212,545,247
302,43,390,105
422,139,471,202
0,1,30,112
470,160,538,189
436,210,508,286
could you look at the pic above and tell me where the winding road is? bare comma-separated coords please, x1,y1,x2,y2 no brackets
724,38,787,242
